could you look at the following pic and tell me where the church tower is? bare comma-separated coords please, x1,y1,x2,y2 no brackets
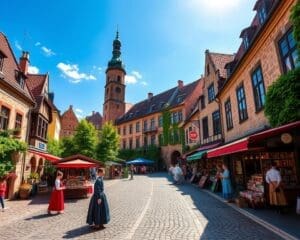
103,31,126,124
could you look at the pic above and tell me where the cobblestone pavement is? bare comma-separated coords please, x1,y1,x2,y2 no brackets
0,173,283,240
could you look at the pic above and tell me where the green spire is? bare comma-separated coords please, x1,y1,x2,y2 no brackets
107,30,125,71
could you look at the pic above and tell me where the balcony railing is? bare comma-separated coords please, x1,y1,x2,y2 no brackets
143,126,158,134
201,133,222,145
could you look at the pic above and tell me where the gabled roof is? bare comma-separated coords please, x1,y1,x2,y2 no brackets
207,51,235,79
0,32,34,104
26,74,47,98
61,106,79,124
86,112,102,125
116,80,201,124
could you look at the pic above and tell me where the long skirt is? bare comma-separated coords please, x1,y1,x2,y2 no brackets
269,182,287,206
87,193,110,225
222,179,232,200
48,189,64,211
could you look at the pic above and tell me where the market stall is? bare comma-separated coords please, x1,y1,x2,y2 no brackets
53,154,103,199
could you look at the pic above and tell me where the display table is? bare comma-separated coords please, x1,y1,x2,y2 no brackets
64,178,93,199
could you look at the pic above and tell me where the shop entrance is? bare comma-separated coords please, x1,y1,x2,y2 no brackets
170,151,181,166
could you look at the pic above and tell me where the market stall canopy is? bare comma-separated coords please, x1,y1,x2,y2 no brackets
187,151,207,162
28,148,61,162
182,141,221,159
53,154,104,169
126,158,154,165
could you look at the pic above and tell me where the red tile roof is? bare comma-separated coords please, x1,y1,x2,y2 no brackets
0,32,34,104
26,74,47,98
86,112,102,129
208,52,235,78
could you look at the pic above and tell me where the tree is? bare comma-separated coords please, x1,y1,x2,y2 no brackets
96,122,120,162
61,136,76,157
265,68,300,127
47,138,63,157
72,119,98,158
291,0,300,58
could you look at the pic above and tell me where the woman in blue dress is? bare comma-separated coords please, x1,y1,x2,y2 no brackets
220,164,233,201
87,168,110,230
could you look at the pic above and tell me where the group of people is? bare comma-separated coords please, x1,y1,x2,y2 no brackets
48,168,110,230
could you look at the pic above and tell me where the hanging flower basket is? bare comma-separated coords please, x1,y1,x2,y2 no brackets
19,183,32,199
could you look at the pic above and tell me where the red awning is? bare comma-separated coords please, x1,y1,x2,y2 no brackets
28,149,61,162
249,121,300,143
207,138,249,158
56,159,99,169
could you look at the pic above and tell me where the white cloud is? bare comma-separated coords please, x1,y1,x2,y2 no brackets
75,113,84,119
15,41,22,51
140,81,148,86
75,108,83,113
57,62,97,84
41,46,56,57
132,71,142,79
28,66,39,74
125,70,144,85
35,42,41,46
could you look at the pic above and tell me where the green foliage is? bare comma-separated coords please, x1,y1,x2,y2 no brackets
96,122,120,162
29,172,40,181
118,146,161,165
265,68,300,127
73,119,98,158
291,0,300,59
162,109,171,145
44,161,56,176
61,136,76,157
0,132,27,177
47,138,63,157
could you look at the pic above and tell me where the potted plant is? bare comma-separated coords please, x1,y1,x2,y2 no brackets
19,182,32,199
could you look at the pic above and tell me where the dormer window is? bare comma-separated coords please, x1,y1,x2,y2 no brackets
226,68,231,78
15,70,25,89
243,35,250,50
258,4,267,24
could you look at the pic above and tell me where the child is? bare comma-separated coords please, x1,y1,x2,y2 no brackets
0,178,7,212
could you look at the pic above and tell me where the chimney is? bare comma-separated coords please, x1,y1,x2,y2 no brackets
178,80,184,89
19,51,30,75
148,92,153,100
69,105,73,110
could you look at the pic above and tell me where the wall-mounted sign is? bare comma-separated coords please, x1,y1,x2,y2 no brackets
35,140,47,151
189,131,198,140
281,133,292,144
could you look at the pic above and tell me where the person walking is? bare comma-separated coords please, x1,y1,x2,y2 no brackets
130,164,134,180
48,171,65,214
0,178,7,212
87,168,110,230
266,162,287,214
220,164,233,202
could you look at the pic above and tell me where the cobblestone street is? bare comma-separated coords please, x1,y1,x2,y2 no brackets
0,173,283,240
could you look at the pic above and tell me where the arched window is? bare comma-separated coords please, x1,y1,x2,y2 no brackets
117,76,121,82
106,88,109,94
106,76,110,83
115,87,121,93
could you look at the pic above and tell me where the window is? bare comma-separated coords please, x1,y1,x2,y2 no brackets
129,139,133,149
212,110,221,135
115,87,121,93
200,95,205,110
0,106,10,130
136,137,140,148
144,136,148,146
251,66,266,111
158,115,163,127
136,122,140,133
16,72,25,89
178,111,183,122
117,76,121,82
143,120,148,131
123,140,126,149
150,118,155,130
15,113,22,129
118,128,121,135
129,124,133,134
224,99,233,130
123,126,126,135
208,84,215,103
278,28,299,73
258,4,267,24
36,116,48,139
0,52,4,72
173,112,178,123
202,117,209,139
236,84,248,122
243,35,250,49
151,135,156,145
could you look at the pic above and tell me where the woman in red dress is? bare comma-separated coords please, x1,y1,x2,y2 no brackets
48,171,65,214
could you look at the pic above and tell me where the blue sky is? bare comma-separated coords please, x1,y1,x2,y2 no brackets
1,0,256,118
